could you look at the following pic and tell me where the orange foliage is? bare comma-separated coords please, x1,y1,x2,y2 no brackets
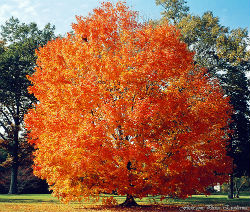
25,1,232,203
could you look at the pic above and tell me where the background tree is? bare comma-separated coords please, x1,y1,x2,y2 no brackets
0,17,56,194
233,176,250,198
155,0,189,24
156,0,250,199
25,2,232,205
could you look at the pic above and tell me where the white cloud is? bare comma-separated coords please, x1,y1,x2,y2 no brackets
0,0,40,26
0,4,12,23
13,0,31,9
0,0,99,34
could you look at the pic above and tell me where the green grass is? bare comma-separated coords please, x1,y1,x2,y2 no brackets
0,193,250,205
161,194,250,206
0,193,249,212
0,194,57,203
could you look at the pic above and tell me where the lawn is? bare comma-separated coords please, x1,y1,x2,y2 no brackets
0,193,249,212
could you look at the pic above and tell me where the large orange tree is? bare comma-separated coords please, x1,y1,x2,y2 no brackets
25,1,232,205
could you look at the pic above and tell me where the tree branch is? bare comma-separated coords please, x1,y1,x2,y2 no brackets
0,121,9,135
0,132,6,140
6,105,15,117
0,108,12,124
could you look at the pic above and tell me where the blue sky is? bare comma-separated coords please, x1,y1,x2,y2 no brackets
0,0,249,35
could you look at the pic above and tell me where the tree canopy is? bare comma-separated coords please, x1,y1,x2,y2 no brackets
25,2,232,204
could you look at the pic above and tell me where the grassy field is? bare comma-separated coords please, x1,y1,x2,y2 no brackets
0,193,249,212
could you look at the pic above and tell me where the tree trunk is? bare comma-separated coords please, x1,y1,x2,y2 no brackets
235,191,239,198
8,162,18,194
8,118,19,194
228,174,234,199
120,194,138,207
120,161,138,206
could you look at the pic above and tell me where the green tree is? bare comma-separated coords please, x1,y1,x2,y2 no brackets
0,17,56,194
156,0,189,24
156,0,250,198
